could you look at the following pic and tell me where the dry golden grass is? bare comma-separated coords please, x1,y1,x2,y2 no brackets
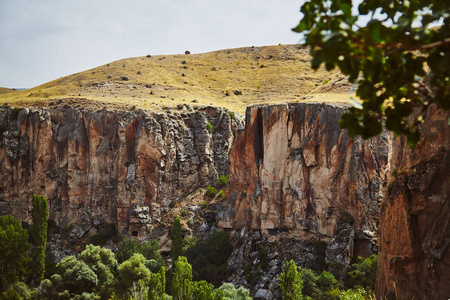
0,44,354,114
0,87,15,95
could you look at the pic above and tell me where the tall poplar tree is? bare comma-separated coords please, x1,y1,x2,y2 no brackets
30,194,48,283
171,216,183,263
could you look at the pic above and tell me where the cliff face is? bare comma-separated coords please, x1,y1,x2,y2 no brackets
376,105,450,300
0,106,240,238
2,102,448,297
222,103,391,241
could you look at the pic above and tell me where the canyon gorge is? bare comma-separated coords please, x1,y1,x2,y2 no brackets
0,102,448,299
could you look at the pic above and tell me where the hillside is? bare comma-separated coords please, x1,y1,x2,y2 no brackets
0,44,353,114
0,87,15,95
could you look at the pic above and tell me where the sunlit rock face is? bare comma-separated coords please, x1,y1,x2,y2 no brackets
222,103,392,243
0,106,240,237
376,105,450,300
2,102,448,298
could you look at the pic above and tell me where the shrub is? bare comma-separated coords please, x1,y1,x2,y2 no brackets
184,231,232,287
218,190,225,199
121,76,129,81
142,240,164,270
115,239,142,264
228,112,235,119
217,174,229,187
205,186,217,198
55,256,98,295
346,255,377,292
207,121,214,133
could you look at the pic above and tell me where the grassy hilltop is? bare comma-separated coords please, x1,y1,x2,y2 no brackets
0,44,353,114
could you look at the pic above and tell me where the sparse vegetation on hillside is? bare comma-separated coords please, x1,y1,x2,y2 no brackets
0,45,353,114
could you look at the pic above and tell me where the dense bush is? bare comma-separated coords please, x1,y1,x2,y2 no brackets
346,255,377,292
218,283,252,300
217,174,229,187
205,186,218,198
115,239,142,263
89,223,118,246
185,231,232,287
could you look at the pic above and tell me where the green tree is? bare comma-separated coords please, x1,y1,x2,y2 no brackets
171,256,193,300
0,215,31,291
184,231,232,287
171,217,183,263
116,238,142,263
317,271,338,293
278,260,303,300
148,266,166,300
115,253,152,299
192,281,216,300
301,269,319,298
142,239,165,271
293,0,450,147
346,255,377,292
55,255,98,296
218,283,252,300
29,194,48,283
78,244,118,297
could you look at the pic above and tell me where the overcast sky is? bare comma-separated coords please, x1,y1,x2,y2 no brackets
0,0,304,88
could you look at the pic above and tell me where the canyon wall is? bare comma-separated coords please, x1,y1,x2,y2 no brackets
0,106,240,239
376,105,450,300
221,103,392,239
1,102,448,298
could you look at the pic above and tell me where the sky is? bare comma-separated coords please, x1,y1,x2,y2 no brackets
0,0,304,88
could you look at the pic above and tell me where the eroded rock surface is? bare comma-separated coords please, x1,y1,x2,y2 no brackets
220,103,392,281
0,106,241,238
376,105,450,300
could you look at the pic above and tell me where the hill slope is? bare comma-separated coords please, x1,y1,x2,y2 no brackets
0,44,353,114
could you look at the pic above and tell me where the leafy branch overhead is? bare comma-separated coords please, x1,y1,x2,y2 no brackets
293,0,450,147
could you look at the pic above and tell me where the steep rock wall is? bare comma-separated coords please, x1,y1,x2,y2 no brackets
0,106,240,237
221,103,392,242
376,105,450,300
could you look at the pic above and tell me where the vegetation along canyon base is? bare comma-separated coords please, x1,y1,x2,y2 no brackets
0,0,449,299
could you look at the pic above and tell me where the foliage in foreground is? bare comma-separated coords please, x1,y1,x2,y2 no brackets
0,215,31,290
294,0,450,147
278,259,303,300
30,194,49,283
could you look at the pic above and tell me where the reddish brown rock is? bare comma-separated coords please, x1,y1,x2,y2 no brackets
376,105,450,300
222,103,393,264
0,106,239,238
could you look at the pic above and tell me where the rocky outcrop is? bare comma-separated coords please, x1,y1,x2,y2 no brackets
214,103,394,293
3,101,447,298
376,105,450,300
221,103,391,270
0,105,241,238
